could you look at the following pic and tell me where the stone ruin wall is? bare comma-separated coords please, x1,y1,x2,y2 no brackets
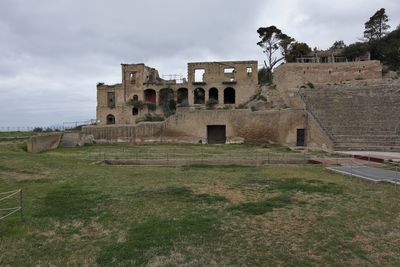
272,60,383,108
83,109,306,146
96,61,259,126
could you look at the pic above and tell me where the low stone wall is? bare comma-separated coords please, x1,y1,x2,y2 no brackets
274,61,383,90
27,133,63,153
82,109,306,146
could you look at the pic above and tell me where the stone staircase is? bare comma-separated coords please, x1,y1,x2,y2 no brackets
301,80,400,151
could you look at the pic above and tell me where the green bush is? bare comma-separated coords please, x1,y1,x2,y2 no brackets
306,82,315,89
146,102,157,111
129,99,144,110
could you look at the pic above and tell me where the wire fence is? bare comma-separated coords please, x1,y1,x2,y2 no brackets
87,149,312,166
0,119,96,132
0,189,24,223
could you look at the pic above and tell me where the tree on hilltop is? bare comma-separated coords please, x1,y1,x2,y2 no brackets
285,42,312,62
330,40,346,50
364,8,390,43
257,26,294,82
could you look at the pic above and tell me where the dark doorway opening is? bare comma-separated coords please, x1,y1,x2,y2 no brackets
296,129,305,146
144,89,156,104
207,125,226,144
106,114,115,125
177,88,188,106
194,88,205,104
209,88,219,102
224,87,235,104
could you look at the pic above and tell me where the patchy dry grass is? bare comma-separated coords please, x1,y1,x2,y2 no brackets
0,143,400,266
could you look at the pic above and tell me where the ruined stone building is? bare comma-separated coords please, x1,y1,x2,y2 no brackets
84,56,400,151
97,61,258,125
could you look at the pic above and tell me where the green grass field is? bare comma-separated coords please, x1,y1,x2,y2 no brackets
1,142,400,266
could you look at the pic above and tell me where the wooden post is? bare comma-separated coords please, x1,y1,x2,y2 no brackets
19,189,24,222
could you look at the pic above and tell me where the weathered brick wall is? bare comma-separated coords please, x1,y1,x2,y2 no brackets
83,109,306,146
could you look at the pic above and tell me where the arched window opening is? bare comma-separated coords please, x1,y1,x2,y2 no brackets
133,95,139,101
177,88,189,106
106,114,115,125
209,88,219,103
159,88,174,106
194,88,205,104
132,108,139,116
159,88,176,114
144,89,156,104
224,87,235,104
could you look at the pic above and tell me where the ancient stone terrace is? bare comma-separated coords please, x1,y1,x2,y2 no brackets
302,79,400,151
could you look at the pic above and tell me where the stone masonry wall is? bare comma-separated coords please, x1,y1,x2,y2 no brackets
83,109,306,146
273,61,383,108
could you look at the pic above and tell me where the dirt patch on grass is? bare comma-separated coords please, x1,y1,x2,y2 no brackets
0,167,56,182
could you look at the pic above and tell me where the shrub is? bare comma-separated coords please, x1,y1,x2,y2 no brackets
129,99,144,110
236,104,247,109
144,113,165,122
146,102,157,111
258,95,267,101
307,82,315,89
33,127,43,132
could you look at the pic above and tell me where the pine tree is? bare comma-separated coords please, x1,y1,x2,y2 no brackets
364,8,390,43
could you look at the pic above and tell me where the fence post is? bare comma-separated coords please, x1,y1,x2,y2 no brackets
350,157,353,178
19,189,24,222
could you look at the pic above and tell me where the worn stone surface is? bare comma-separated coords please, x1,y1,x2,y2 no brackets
27,133,63,153
83,109,306,146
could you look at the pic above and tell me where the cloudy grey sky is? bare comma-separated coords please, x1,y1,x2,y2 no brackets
0,0,399,127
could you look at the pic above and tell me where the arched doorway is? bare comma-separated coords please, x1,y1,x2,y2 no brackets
177,88,188,106
209,88,219,102
194,88,205,104
159,88,176,114
144,89,156,104
224,87,235,104
106,114,115,125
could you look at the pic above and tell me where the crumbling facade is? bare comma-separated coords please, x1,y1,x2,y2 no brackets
97,61,258,125
87,57,394,150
